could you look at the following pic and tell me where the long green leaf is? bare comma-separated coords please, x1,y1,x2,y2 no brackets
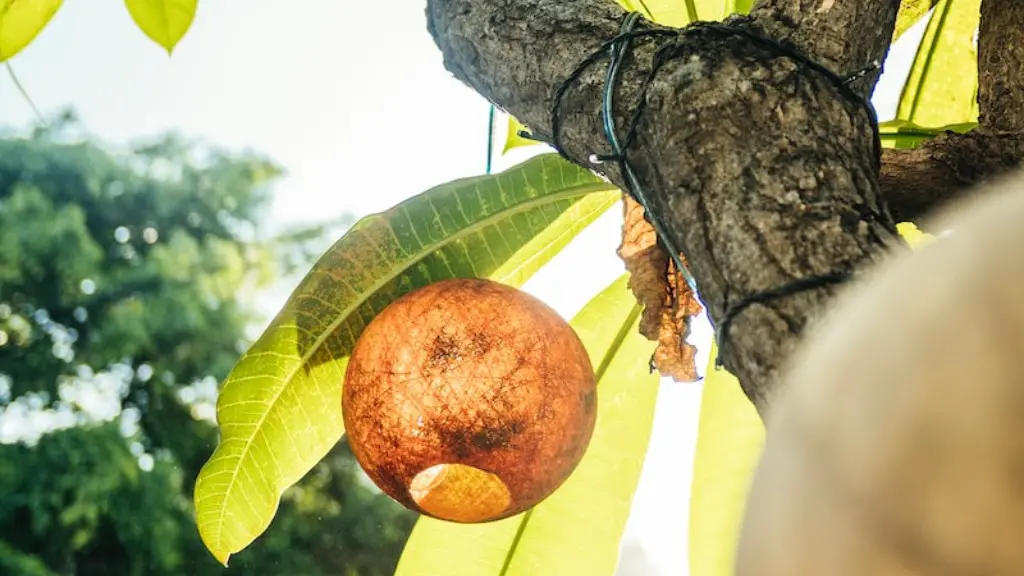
893,0,940,42
879,118,977,150
896,0,981,127
0,0,63,61
395,274,660,576
193,154,619,566
688,343,764,576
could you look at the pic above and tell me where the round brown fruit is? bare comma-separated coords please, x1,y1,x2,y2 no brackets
342,277,597,523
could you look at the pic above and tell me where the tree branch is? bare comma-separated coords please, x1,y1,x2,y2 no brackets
978,0,1024,134
882,132,1024,223
426,0,902,412
878,0,1024,224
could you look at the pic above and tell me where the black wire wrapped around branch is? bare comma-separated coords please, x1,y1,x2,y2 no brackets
549,12,881,371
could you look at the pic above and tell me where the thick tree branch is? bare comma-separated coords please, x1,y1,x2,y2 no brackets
879,0,1024,224
978,0,1024,134
427,0,901,412
882,132,1024,223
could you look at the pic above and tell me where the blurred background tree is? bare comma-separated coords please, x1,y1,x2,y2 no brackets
0,110,416,575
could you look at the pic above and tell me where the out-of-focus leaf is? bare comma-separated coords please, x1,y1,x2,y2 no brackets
124,0,197,54
897,221,934,248
896,0,981,127
893,0,940,42
688,344,764,576
193,154,619,566
395,274,659,576
0,0,62,61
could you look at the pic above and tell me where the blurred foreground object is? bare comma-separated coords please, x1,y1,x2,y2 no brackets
737,171,1024,575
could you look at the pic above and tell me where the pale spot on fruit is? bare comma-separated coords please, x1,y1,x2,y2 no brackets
409,463,512,523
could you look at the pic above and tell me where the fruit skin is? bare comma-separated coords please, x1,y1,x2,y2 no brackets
342,277,597,522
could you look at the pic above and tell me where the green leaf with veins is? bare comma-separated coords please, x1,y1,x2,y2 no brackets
896,0,981,127
193,153,620,565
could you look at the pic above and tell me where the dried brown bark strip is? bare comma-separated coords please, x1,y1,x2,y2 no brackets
617,195,700,382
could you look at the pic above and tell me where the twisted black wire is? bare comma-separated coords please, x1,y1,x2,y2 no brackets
550,12,880,370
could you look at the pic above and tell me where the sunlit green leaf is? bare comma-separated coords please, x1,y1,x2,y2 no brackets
693,0,754,20
688,343,764,576
193,154,619,566
0,0,62,61
395,274,659,576
896,0,981,127
893,0,940,42
617,0,751,24
124,0,197,54
502,115,541,155
621,0,692,25
879,118,976,149
897,221,934,247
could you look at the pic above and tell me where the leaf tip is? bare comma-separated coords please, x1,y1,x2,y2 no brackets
197,519,231,567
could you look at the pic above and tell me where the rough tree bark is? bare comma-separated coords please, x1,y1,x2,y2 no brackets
425,0,1024,414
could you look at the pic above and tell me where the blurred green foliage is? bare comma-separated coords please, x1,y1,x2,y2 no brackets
0,111,415,575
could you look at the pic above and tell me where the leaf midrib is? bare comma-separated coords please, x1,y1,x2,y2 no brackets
205,180,616,555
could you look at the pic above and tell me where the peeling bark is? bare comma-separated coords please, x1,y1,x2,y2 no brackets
427,0,901,413
618,196,701,383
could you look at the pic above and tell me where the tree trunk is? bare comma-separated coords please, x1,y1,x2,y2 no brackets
424,0,1024,414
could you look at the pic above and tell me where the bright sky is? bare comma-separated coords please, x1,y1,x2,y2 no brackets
0,2,929,574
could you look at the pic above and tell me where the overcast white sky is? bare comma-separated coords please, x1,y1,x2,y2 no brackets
0,1,928,574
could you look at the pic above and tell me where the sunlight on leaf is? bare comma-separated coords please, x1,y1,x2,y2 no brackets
897,221,934,248
879,119,976,149
0,0,62,61
694,0,754,20
193,154,619,566
616,0,751,25
124,0,197,54
893,0,939,42
896,0,981,127
617,0,686,25
395,274,659,576
688,344,764,576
